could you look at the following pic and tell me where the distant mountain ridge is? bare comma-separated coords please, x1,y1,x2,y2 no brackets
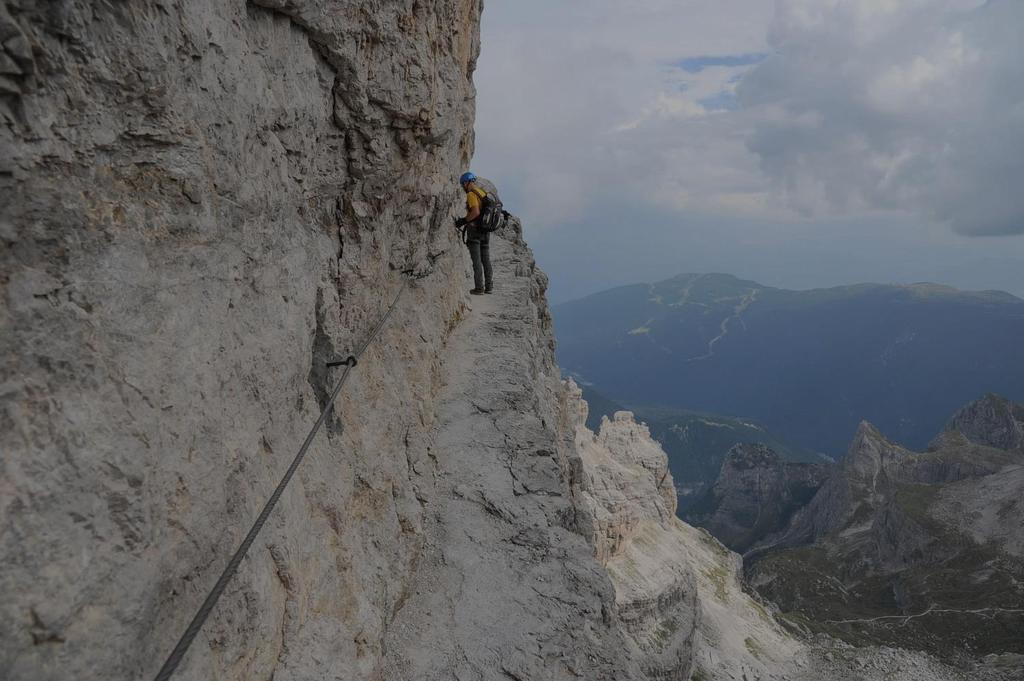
555,273,1024,456
742,394,1024,661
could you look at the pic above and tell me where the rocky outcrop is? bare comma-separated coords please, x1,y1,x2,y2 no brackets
684,443,827,552
936,393,1024,451
747,397,1024,664
563,397,675,564
563,382,808,681
561,385,697,678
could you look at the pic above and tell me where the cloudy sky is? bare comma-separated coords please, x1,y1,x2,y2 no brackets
472,0,1024,303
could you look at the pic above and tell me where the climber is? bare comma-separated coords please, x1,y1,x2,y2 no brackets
454,171,494,295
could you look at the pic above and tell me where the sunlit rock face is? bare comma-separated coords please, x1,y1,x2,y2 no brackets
2,2,480,679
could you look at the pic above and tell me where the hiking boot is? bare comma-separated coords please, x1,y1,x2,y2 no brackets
469,288,485,295
484,286,494,294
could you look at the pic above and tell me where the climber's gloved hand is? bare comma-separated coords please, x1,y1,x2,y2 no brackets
454,216,468,228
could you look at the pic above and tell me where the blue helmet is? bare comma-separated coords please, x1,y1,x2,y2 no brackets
459,171,476,185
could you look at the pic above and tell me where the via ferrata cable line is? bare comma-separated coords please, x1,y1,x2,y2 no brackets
152,281,407,681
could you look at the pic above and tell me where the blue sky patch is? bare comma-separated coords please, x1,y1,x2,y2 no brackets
676,53,768,73
698,91,739,112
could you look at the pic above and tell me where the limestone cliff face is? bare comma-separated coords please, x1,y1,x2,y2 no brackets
2,1,481,679
684,443,827,553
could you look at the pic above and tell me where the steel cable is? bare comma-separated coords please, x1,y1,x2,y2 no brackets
152,281,407,681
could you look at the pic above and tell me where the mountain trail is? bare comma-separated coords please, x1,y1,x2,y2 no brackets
826,606,1024,626
380,233,637,681
689,287,760,362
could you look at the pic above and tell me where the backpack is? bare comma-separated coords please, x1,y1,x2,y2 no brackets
472,187,506,233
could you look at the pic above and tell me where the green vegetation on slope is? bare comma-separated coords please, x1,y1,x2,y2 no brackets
555,273,1024,457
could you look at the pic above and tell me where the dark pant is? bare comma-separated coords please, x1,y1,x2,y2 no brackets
467,238,492,291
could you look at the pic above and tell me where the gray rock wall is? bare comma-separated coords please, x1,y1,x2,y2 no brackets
684,443,828,553
937,393,1024,451
1,1,480,679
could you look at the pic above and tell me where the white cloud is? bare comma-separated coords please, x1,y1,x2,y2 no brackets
474,0,775,229
472,0,1024,302
740,0,1024,235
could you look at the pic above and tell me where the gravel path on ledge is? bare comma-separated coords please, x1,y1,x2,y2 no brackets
379,233,643,681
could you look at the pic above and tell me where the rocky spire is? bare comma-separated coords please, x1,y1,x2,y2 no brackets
843,420,913,491
940,393,1024,451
